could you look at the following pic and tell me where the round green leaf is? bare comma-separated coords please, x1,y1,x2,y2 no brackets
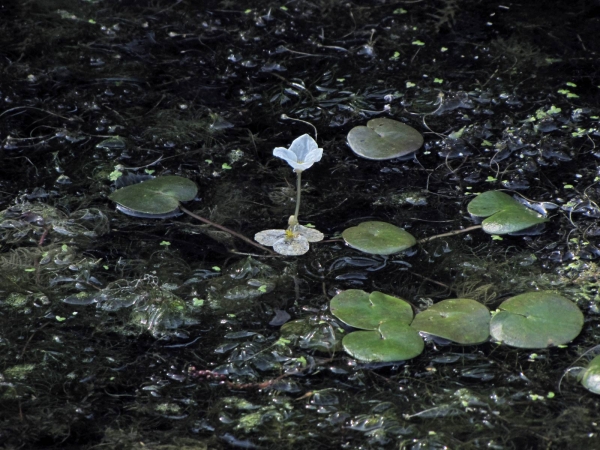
342,221,416,255
410,298,490,344
481,209,547,235
342,321,424,362
490,291,583,349
467,191,517,217
330,290,413,330
581,355,600,394
109,176,198,215
467,191,547,235
347,118,423,160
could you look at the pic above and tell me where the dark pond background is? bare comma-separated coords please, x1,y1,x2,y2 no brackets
2,0,600,448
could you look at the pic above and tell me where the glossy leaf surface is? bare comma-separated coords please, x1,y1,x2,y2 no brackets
410,298,490,344
489,291,583,348
342,321,424,362
342,221,416,255
109,176,198,216
467,191,547,234
347,118,423,160
330,289,413,330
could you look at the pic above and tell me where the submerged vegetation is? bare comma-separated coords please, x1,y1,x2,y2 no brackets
2,0,600,449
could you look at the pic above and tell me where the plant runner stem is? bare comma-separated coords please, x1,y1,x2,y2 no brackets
179,206,278,255
416,225,482,244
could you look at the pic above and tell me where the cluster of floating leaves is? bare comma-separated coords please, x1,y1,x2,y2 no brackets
329,289,583,362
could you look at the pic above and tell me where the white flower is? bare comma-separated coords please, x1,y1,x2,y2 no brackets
273,134,323,172
255,216,324,256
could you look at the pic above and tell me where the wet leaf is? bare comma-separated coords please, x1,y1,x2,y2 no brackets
580,355,600,394
342,221,416,255
489,291,583,348
342,321,424,362
467,191,547,234
109,176,197,216
410,298,490,344
347,118,423,160
330,289,412,330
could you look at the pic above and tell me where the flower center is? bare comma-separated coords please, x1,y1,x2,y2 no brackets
285,229,296,239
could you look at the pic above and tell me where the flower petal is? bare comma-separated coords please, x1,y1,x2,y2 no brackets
289,134,319,161
273,148,305,171
297,226,324,243
255,229,287,246
273,235,310,255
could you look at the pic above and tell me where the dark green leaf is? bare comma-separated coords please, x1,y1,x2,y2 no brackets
342,221,416,255
109,176,198,216
489,291,583,348
330,290,413,330
467,191,547,235
342,321,424,362
410,298,490,344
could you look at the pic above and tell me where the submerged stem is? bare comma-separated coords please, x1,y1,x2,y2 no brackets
294,169,302,221
179,206,278,255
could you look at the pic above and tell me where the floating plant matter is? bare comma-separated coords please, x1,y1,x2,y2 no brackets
347,117,423,160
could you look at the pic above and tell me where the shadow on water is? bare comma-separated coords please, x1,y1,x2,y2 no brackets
2,0,600,448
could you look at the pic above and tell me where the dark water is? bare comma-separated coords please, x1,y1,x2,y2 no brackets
2,1,600,448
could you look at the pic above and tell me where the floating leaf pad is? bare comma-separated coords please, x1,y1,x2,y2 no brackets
342,321,424,362
347,118,423,160
410,298,490,344
467,191,547,234
342,221,416,255
330,290,413,330
489,291,583,348
109,176,198,215
581,355,600,394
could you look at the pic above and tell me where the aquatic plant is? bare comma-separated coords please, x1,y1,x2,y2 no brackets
329,289,583,363
347,117,423,160
254,215,324,256
255,134,324,255
340,191,549,255
109,175,275,254
467,190,548,234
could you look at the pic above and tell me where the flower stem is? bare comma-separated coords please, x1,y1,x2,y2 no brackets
294,169,302,221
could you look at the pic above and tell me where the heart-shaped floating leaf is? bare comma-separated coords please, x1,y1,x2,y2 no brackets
342,321,424,362
489,291,583,349
347,118,423,160
109,176,198,216
580,355,600,394
467,191,547,235
410,298,490,344
330,290,413,330
342,221,416,255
